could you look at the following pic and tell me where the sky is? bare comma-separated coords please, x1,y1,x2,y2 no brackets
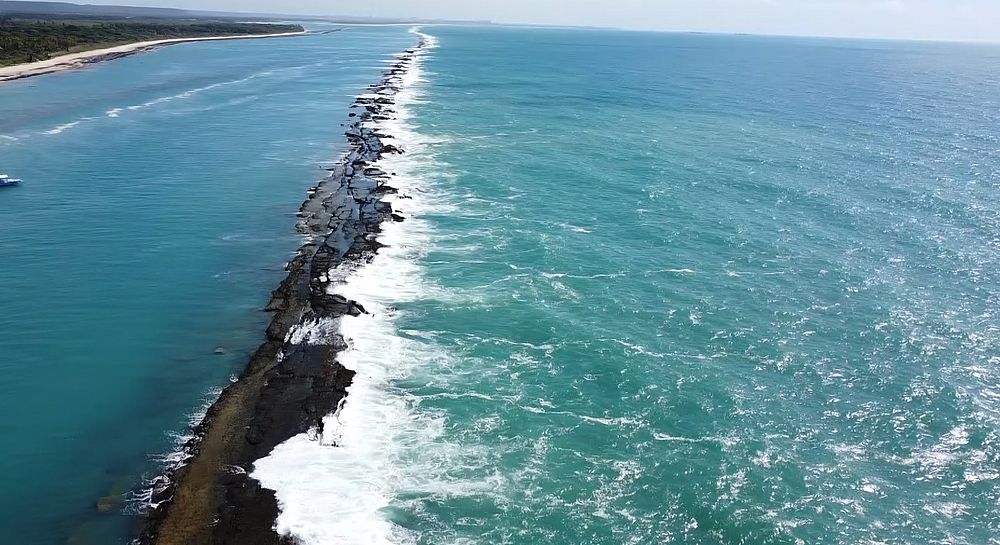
111,0,1000,42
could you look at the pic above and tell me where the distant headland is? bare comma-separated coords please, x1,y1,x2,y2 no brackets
0,0,490,81
0,0,494,25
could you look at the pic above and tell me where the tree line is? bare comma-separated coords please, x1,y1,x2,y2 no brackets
0,20,304,65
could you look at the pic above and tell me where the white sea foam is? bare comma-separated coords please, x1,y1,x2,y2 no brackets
541,271,624,280
111,65,303,118
647,268,697,275
285,317,341,346
252,29,448,545
44,119,88,135
42,67,287,135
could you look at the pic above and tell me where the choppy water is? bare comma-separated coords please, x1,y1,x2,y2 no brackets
256,27,1000,545
2,24,1000,545
0,25,414,544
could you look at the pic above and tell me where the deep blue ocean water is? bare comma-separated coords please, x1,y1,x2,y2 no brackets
4,23,1000,545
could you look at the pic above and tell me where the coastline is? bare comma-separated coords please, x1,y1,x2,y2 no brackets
0,31,310,83
135,34,430,545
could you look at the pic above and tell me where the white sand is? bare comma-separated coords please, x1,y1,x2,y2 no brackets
0,31,308,82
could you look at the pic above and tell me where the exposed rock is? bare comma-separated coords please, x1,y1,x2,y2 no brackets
135,35,434,545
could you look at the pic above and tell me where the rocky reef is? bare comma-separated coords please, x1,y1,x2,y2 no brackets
135,36,430,545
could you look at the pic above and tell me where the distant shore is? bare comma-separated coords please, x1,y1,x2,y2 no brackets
0,31,309,83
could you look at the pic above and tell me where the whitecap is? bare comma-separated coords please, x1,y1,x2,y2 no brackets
652,433,711,443
43,119,88,135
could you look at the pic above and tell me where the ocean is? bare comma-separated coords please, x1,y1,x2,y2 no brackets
2,24,1000,545
0,25,415,544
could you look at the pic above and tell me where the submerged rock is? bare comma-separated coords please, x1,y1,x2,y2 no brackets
96,495,122,514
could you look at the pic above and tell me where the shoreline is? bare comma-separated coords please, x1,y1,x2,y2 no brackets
0,31,311,83
135,35,430,545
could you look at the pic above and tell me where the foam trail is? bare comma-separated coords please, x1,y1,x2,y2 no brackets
123,76,251,113
111,65,304,118
41,69,274,134
252,29,444,545
44,119,87,135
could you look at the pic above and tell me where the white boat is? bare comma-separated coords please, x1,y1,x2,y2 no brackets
0,174,21,187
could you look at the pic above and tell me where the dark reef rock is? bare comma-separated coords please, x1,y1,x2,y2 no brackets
136,35,432,545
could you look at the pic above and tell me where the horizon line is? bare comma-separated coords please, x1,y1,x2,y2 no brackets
4,0,1000,46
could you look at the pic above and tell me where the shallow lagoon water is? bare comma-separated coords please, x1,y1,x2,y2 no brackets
0,26,414,544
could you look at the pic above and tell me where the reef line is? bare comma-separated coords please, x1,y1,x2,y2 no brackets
135,34,430,545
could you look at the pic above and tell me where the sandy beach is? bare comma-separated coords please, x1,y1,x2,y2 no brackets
0,31,308,82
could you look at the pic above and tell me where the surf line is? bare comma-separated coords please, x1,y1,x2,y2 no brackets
135,30,434,545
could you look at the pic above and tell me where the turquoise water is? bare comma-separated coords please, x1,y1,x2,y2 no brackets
3,24,1000,545
0,26,414,544
255,27,1000,545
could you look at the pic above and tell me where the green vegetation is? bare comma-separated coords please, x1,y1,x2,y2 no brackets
0,19,304,66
